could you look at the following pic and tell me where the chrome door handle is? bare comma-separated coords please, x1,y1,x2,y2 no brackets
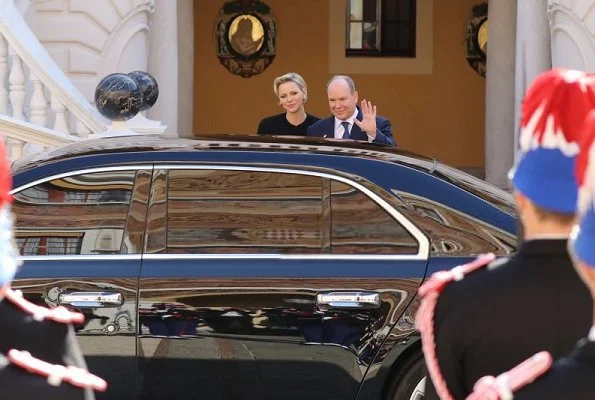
58,291,123,308
316,291,381,309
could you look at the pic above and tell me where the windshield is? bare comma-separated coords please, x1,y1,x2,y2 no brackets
432,163,517,217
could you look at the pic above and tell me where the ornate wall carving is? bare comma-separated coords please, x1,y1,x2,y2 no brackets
548,0,595,70
30,0,155,101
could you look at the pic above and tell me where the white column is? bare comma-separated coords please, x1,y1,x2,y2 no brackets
485,0,517,188
147,0,179,136
177,0,194,138
514,0,551,163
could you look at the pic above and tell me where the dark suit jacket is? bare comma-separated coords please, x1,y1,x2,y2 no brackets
306,108,395,147
424,239,593,400
514,339,595,399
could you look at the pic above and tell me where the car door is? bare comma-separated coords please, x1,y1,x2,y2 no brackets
11,166,152,400
138,164,428,400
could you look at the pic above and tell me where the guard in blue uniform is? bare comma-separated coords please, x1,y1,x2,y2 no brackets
466,109,595,400
417,68,595,400
0,139,106,399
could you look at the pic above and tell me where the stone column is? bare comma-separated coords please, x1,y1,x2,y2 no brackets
177,0,194,138
148,0,179,136
514,0,551,163
485,0,517,188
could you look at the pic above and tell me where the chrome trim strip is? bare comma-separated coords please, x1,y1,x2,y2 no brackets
11,165,154,194
17,255,142,262
156,164,430,259
142,253,424,261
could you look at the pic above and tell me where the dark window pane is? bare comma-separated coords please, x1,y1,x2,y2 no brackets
383,0,413,22
382,22,412,51
13,171,137,255
363,0,378,22
396,0,412,21
330,180,418,254
383,0,398,21
166,170,326,254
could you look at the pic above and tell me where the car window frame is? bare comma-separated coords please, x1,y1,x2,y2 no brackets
144,164,429,261
11,165,153,261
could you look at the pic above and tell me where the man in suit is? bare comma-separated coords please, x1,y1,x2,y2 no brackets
417,68,595,400
466,111,595,400
306,75,395,147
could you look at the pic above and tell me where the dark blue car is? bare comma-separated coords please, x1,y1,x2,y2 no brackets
9,135,516,400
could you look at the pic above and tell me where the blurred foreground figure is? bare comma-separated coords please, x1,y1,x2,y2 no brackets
417,68,595,400
467,110,595,399
0,139,106,399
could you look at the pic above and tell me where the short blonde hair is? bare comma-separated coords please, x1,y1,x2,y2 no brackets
273,72,308,102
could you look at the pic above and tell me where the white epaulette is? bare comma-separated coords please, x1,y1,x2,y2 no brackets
7,349,107,391
466,351,553,400
4,288,84,324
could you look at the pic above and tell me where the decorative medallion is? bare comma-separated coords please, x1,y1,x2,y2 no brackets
465,3,488,77
214,0,277,78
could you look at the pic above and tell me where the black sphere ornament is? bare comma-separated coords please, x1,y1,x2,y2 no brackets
94,73,143,121
128,71,159,112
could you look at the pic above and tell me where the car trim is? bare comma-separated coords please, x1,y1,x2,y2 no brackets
141,253,424,261
12,164,430,261
10,165,154,194
17,255,142,262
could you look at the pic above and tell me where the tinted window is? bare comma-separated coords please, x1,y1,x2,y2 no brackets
165,170,326,254
403,193,516,256
155,169,419,255
331,181,418,254
13,170,141,255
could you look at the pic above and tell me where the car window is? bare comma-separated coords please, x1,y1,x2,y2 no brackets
154,168,419,256
401,193,517,256
13,170,145,255
330,180,418,254
164,169,326,254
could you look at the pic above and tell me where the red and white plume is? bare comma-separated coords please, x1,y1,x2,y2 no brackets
520,68,595,156
0,138,19,287
576,111,595,216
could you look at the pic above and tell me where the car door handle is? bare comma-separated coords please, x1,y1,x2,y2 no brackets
58,291,123,308
316,291,381,309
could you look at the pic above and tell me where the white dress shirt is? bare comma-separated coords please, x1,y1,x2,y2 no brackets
333,108,374,141
333,108,358,139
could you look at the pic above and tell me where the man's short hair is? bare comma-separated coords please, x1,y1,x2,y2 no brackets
327,75,356,94
532,203,576,225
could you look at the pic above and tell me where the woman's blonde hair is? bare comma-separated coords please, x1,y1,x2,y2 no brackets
273,72,308,102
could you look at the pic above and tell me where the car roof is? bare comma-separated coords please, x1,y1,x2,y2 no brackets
12,134,438,174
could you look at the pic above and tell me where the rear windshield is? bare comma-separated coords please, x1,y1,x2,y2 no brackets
432,163,517,217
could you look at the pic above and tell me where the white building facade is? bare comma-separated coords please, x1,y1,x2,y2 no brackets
1,0,595,186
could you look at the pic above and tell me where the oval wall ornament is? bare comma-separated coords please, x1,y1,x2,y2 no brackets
214,0,277,78
465,3,488,78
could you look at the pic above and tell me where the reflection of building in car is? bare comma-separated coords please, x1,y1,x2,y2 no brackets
13,171,135,256
10,135,518,400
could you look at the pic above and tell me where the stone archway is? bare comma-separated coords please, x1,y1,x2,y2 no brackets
549,0,595,70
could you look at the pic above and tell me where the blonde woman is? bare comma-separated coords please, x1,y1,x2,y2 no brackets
257,72,319,136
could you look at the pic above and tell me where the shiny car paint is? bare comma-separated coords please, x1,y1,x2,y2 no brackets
10,136,516,399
